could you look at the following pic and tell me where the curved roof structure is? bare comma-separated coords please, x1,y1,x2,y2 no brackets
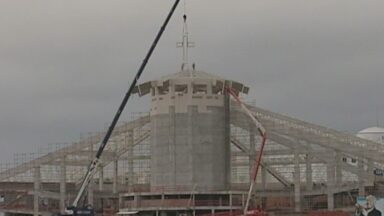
132,70,250,97
358,126,384,134
357,126,384,144
1,71,383,214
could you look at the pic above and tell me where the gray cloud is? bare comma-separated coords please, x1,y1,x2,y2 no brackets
1,0,384,163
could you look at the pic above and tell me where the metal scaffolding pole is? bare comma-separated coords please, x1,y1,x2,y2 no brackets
33,166,41,216
60,161,67,213
294,151,301,212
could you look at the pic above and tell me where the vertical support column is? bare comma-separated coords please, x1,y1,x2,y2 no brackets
60,160,66,213
294,151,301,212
224,93,231,189
306,154,313,191
34,166,41,216
326,156,335,210
261,165,267,209
193,193,196,208
261,166,267,191
367,159,374,185
113,159,118,194
358,158,365,196
327,191,334,210
118,195,122,211
249,126,256,181
127,129,134,190
335,152,342,186
98,166,104,191
161,193,165,207
112,132,119,194
133,195,141,208
170,105,177,188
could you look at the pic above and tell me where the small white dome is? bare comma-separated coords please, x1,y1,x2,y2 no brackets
357,127,384,144
358,127,384,134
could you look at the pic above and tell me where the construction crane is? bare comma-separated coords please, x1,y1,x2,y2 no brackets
226,87,267,216
58,1,181,215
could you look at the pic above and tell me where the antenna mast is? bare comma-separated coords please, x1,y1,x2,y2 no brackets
177,1,195,72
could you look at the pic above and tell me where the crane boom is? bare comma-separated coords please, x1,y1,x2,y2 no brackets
70,0,181,210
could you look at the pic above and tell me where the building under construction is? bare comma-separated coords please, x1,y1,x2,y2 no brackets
1,68,384,216
1,3,384,215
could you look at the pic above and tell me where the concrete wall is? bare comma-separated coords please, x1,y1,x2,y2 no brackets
150,105,230,191
149,76,231,192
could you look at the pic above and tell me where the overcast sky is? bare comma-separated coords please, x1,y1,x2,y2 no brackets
1,0,384,163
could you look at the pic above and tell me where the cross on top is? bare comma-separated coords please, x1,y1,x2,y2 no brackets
177,14,195,71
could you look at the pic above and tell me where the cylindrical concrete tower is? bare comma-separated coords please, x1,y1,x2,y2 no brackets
134,70,249,192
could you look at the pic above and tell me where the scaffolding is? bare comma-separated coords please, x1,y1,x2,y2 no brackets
1,100,384,215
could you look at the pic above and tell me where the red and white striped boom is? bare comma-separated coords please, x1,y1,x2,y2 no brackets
226,87,267,215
